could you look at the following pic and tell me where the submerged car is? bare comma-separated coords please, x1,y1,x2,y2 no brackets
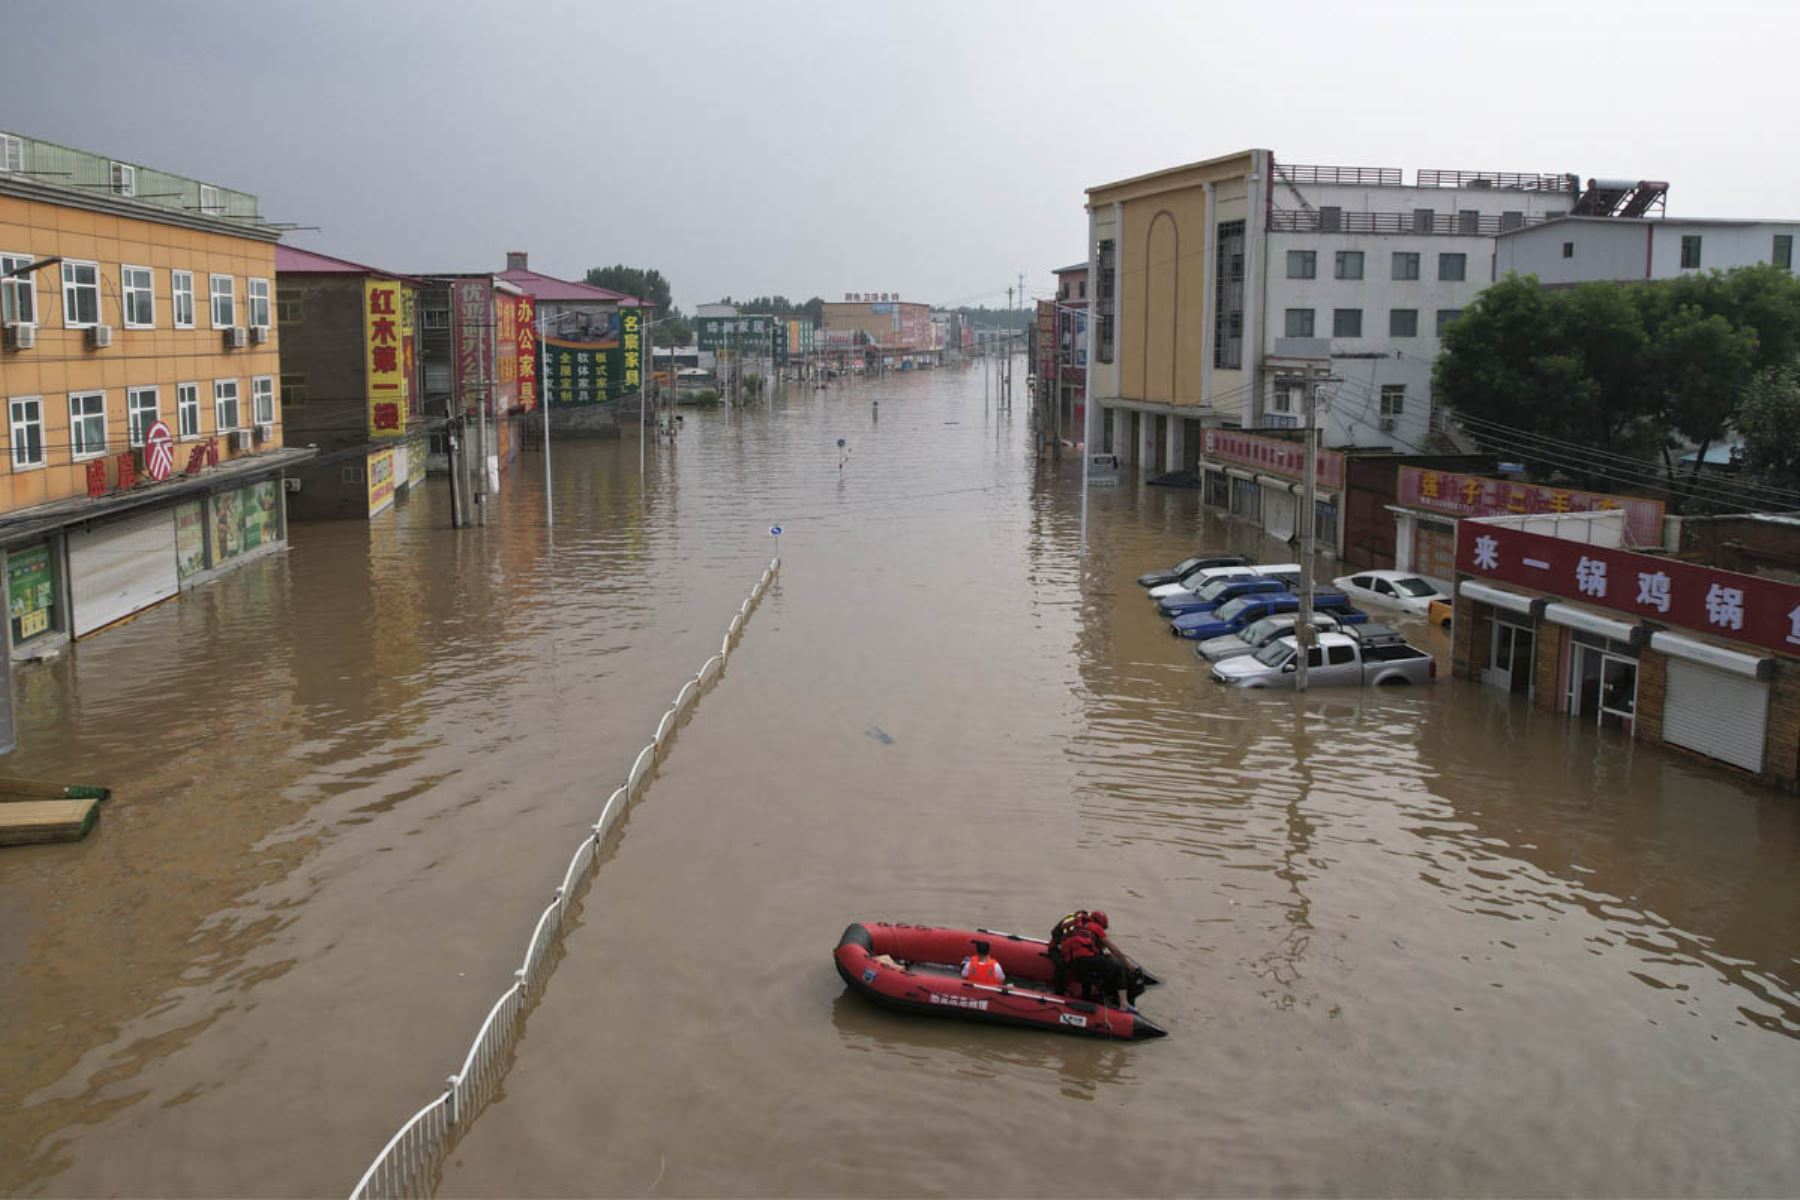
1330,570,1449,617
1172,591,1364,640
1156,576,1288,618
1149,562,1301,601
1210,626,1437,688
1195,611,1343,663
1137,553,1252,589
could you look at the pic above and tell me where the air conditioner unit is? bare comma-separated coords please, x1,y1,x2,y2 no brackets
226,326,248,350
283,477,302,493
3,322,35,351
86,324,113,349
251,324,270,344
1378,417,1397,432
228,429,251,452
254,422,276,444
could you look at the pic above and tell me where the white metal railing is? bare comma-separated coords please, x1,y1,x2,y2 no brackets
348,557,781,1199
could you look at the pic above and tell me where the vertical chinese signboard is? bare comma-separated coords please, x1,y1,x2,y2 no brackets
622,311,642,391
452,279,493,417
6,546,54,642
516,295,538,411
365,279,407,437
400,287,417,422
494,294,518,413
367,448,396,516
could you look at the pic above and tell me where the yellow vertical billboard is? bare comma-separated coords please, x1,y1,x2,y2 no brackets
365,279,407,437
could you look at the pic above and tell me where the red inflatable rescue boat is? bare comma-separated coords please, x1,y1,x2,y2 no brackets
834,921,1167,1040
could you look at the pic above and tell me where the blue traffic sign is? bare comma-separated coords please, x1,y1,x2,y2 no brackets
770,525,783,537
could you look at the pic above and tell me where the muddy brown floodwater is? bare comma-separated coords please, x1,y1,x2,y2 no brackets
2,365,1797,1197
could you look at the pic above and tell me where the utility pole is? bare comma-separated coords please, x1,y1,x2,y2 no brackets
540,307,554,527
1296,367,1333,692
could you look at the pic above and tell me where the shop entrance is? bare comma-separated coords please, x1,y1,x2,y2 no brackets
1567,637,1637,733
1486,619,1535,696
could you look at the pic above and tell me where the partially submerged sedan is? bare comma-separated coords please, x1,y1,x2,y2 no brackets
1137,553,1252,589
1149,562,1301,601
1329,570,1449,617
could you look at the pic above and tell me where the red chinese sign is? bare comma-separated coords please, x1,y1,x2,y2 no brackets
365,279,406,436
1456,521,1800,656
1400,466,1663,547
516,294,538,411
452,279,492,417
1202,428,1344,490
493,293,518,413
115,451,136,491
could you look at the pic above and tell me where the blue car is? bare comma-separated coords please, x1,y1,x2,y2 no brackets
1156,576,1288,618
1170,591,1360,640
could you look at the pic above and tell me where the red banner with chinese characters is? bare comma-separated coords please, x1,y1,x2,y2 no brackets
453,279,492,417
516,294,538,411
1201,427,1344,490
1399,466,1663,547
365,279,406,437
1455,521,1800,655
494,293,518,412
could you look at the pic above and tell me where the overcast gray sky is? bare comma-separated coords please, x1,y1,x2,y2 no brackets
6,0,1791,311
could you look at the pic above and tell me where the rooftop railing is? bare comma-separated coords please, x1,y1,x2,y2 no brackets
1268,209,1556,237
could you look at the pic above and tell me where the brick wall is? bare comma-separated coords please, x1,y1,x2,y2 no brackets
1764,663,1800,791
1451,586,1487,680
1635,648,1667,746
1533,622,1564,713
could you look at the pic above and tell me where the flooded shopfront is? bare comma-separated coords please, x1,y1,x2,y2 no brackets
1,366,1796,1196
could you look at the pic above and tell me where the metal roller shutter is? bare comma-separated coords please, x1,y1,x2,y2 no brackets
1662,658,1769,772
1263,486,1297,542
1413,524,1456,580
69,508,179,637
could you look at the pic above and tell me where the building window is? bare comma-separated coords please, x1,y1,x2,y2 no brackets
1436,308,1463,336
127,386,159,446
1380,385,1406,417
421,306,449,331
1078,279,1086,299
1214,220,1245,369
1457,209,1479,234
0,134,21,173
214,379,240,431
122,265,154,328
1679,235,1703,269
247,278,270,329
278,291,305,324
9,396,44,468
1319,206,1342,232
1285,308,1315,337
110,161,136,197
280,374,306,405
172,269,195,328
1271,382,1298,414
1391,251,1420,281
1500,210,1524,231
1438,253,1467,282
1335,251,1364,280
1413,208,1435,234
1286,250,1316,279
1,252,36,325
1096,238,1116,364
199,184,223,214
252,376,274,425
1390,308,1418,337
1775,234,1794,271
1333,308,1363,338
1562,242,1575,259
62,260,100,327
177,382,201,438
69,392,107,458
210,274,235,328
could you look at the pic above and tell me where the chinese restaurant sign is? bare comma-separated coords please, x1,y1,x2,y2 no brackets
516,295,538,411
452,280,492,416
365,280,407,437
1456,521,1800,656
1202,428,1345,490
1399,466,1663,547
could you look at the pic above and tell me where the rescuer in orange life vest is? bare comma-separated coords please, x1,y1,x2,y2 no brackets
1049,910,1144,1008
961,939,1006,986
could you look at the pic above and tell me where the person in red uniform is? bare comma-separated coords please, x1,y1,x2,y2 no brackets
961,939,1006,986
1057,911,1143,1008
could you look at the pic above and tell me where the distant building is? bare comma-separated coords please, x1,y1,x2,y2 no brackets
821,295,936,364
0,129,311,657
417,274,526,485
1086,151,1596,464
275,246,428,519
1495,215,1797,285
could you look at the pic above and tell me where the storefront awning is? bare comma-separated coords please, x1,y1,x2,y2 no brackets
1225,467,1256,482
1648,631,1773,680
1544,602,1640,643
1459,580,1542,616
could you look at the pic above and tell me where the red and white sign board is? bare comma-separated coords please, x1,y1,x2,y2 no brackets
1398,466,1664,547
144,419,174,482
1202,428,1345,491
1456,521,1800,656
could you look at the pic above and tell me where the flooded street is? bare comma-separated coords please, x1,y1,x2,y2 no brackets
3,365,1798,1196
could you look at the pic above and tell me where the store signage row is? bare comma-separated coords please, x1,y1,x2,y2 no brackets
1202,428,1345,490
1456,521,1800,656
1399,466,1663,547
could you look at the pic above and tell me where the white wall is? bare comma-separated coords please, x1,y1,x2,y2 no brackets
1497,219,1800,284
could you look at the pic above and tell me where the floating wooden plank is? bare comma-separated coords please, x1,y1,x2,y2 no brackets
0,799,101,845
0,777,112,802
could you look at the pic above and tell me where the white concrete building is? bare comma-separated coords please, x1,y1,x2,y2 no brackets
1261,165,1583,452
1494,216,1798,285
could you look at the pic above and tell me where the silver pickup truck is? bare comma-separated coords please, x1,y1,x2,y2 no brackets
1210,625,1436,689
1195,611,1342,663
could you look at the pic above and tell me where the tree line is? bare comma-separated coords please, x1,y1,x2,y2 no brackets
1435,264,1800,512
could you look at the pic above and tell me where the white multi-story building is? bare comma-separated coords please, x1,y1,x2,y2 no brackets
1495,215,1797,284
1261,164,1585,451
